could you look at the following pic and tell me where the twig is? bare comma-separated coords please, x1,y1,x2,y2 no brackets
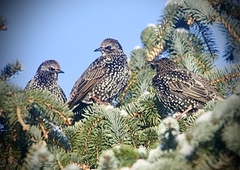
16,106,30,131
36,118,48,139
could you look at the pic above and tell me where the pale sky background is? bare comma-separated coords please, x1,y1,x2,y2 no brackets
0,0,227,97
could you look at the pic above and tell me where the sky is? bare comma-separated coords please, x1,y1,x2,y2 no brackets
0,0,227,97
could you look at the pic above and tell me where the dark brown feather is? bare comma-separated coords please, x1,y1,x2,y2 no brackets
152,58,222,114
67,38,130,112
168,70,215,103
67,57,106,109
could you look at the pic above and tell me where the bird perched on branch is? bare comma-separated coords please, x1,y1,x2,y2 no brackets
67,38,129,117
25,60,67,103
152,58,222,119
25,60,70,149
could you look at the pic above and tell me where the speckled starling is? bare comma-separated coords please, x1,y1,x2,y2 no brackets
25,60,67,104
152,58,222,119
67,38,129,111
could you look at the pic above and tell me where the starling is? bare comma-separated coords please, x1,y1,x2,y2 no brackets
67,38,129,112
25,60,67,104
152,58,222,119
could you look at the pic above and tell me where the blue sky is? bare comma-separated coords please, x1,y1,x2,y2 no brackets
0,0,227,96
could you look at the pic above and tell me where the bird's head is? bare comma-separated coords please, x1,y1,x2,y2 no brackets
94,38,123,56
150,58,178,73
37,60,64,79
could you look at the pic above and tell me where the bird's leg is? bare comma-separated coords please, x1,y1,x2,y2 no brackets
175,105,193,120
91,96,111,105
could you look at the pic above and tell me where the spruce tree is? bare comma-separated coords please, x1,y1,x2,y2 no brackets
0,0,240,169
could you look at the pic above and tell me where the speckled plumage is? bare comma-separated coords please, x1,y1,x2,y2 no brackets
152,58,222,115
25,60,67,104
67,38,129,110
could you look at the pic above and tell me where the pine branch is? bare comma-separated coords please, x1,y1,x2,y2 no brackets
27,103,72,150
112,145,139,167
2,2,240,169
177,54,214,74
98,150,117,170
122,48,155,105
0,60,22,81
48,123,71,151
21,140,54,170
119,48,147,102
182,0,219,24
16,105,30,131
194,22,218,60
222,122,240,157
169,28,193,62
48,146,70,170
194,150,235,169
104,108,132,145
141,24,164,61
26,90,73,126
141,3,183,61
178,109,203,133
0,16,8,31
103,84,240,169
66,106,107,168
80,112,104,156
219,13,240,44
28,126,43,141
222,31,240,62
168,28,215,74
205,64,240,95
0,80,74,168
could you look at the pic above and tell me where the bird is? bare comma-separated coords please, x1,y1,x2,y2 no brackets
152,58,222,119
24,60,70,150
67,38,130,115
25,60,67,104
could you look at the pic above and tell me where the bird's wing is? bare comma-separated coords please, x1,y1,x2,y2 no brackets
67,57,106,109
59,87,67,103
167,69,215,103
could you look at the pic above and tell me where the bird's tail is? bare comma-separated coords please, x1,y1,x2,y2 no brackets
71,102,89,124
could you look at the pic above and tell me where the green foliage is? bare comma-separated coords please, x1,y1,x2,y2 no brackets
0,60,22,81
21,140,54,170
0,71,73,169
204,63,240,96
140,0,240,98
97,85,240,169
182,0,240,62
113,145,139,167
98,149,118,170
1,0,240,169
182,0,219,24
64,103,159,168
222,122,240,157
0,16,8,31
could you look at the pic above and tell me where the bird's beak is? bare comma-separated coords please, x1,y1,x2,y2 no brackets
148,60,156,69
148,60,155,66
94,47,103,52
56,69,64,74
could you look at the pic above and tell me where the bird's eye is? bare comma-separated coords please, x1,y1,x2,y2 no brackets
105,46,111,50
49,67,55,71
